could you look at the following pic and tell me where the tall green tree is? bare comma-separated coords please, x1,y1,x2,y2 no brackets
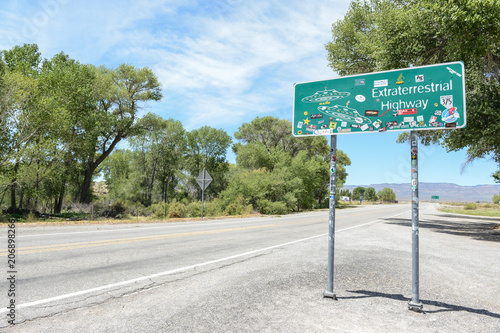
352,187,366,201
229,117,351,211
364,187,377,201
233,116,330,158
0,45,163,212
232,117,351,187
39,52,97,211
128,113,187,206
377,187,396,201
326,0,500,180
101,149,134,201
129,113,168,206
77,64,162,204
156,118,187,203
0,44,53,211
185,126,232,199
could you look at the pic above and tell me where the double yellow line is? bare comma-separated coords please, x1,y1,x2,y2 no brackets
1,210,377,256
0,223,282,256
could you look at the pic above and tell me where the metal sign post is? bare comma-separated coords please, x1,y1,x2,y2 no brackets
196,168,212,218
408,131,423,311
324,135,338,299
293,61,466,310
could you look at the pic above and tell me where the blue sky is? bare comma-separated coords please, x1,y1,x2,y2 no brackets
1,0,498,186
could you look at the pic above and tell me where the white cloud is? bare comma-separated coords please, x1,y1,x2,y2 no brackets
1,0,350,130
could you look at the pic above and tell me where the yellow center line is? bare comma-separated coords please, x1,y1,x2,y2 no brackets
1,224,279,256
1,210,380,256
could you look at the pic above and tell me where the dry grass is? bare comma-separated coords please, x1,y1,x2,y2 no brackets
438,203,500,217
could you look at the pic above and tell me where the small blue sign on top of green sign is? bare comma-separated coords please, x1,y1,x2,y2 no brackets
292,62,466,137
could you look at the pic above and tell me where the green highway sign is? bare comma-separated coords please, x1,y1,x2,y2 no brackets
292,62,466,137
431,196,439,200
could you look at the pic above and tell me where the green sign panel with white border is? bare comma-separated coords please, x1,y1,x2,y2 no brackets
292,62,466,137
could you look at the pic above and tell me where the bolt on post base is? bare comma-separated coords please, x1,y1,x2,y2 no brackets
323,291,337,300
408,300,423,312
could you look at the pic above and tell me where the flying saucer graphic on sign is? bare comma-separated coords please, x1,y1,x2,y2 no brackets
318,105,372,125
301,89,350,103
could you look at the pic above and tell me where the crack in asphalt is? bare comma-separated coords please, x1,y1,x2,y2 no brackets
1,250,274,330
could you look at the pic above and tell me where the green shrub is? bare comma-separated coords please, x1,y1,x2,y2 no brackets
493,194,500,204
112,199,127,214
464,203,477,210
202,201,219,217
187,202,202,217
212,198,225,215
224,203,237,216
224,196,252,216
283,192,298,212
26,211,37,222
148,202,169,218
125,201,147,217
256,199,288,215
4,213,24,222
185,201,220,217
168,202,187,218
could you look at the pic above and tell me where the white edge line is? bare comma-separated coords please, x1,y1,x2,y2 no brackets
1,210,408,313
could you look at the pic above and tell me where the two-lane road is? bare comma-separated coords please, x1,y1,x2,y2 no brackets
1,204,408,326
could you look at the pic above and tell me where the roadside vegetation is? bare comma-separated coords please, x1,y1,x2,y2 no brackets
339,187,398,204
0,45,352,223
3,0,500,223
438,202,500,218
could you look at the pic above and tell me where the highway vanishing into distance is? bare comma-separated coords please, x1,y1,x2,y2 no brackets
1,203,499,332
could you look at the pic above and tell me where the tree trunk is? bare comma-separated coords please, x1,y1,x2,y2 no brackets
147,163,157,207
55,181,65,214
34,171,39,210
0,187,8,208
19,189,24,210
79,136,122,205
10,181,16,211
79,166,95,204
9,162,19,211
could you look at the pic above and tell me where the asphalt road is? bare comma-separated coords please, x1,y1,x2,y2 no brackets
1,203,499,332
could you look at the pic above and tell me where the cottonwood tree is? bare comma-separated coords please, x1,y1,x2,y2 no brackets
0,44,54,211
326,0,500,180
377,187,396,202
233,116,330,158
228,117,351,211
155,118,187,204
100,149,134,201
364,187,377,201
352,187,366,201
39,52,97,211
128,113,187,206
77,64,162,204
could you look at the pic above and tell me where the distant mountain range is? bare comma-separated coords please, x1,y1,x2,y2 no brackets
342,183,500,202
